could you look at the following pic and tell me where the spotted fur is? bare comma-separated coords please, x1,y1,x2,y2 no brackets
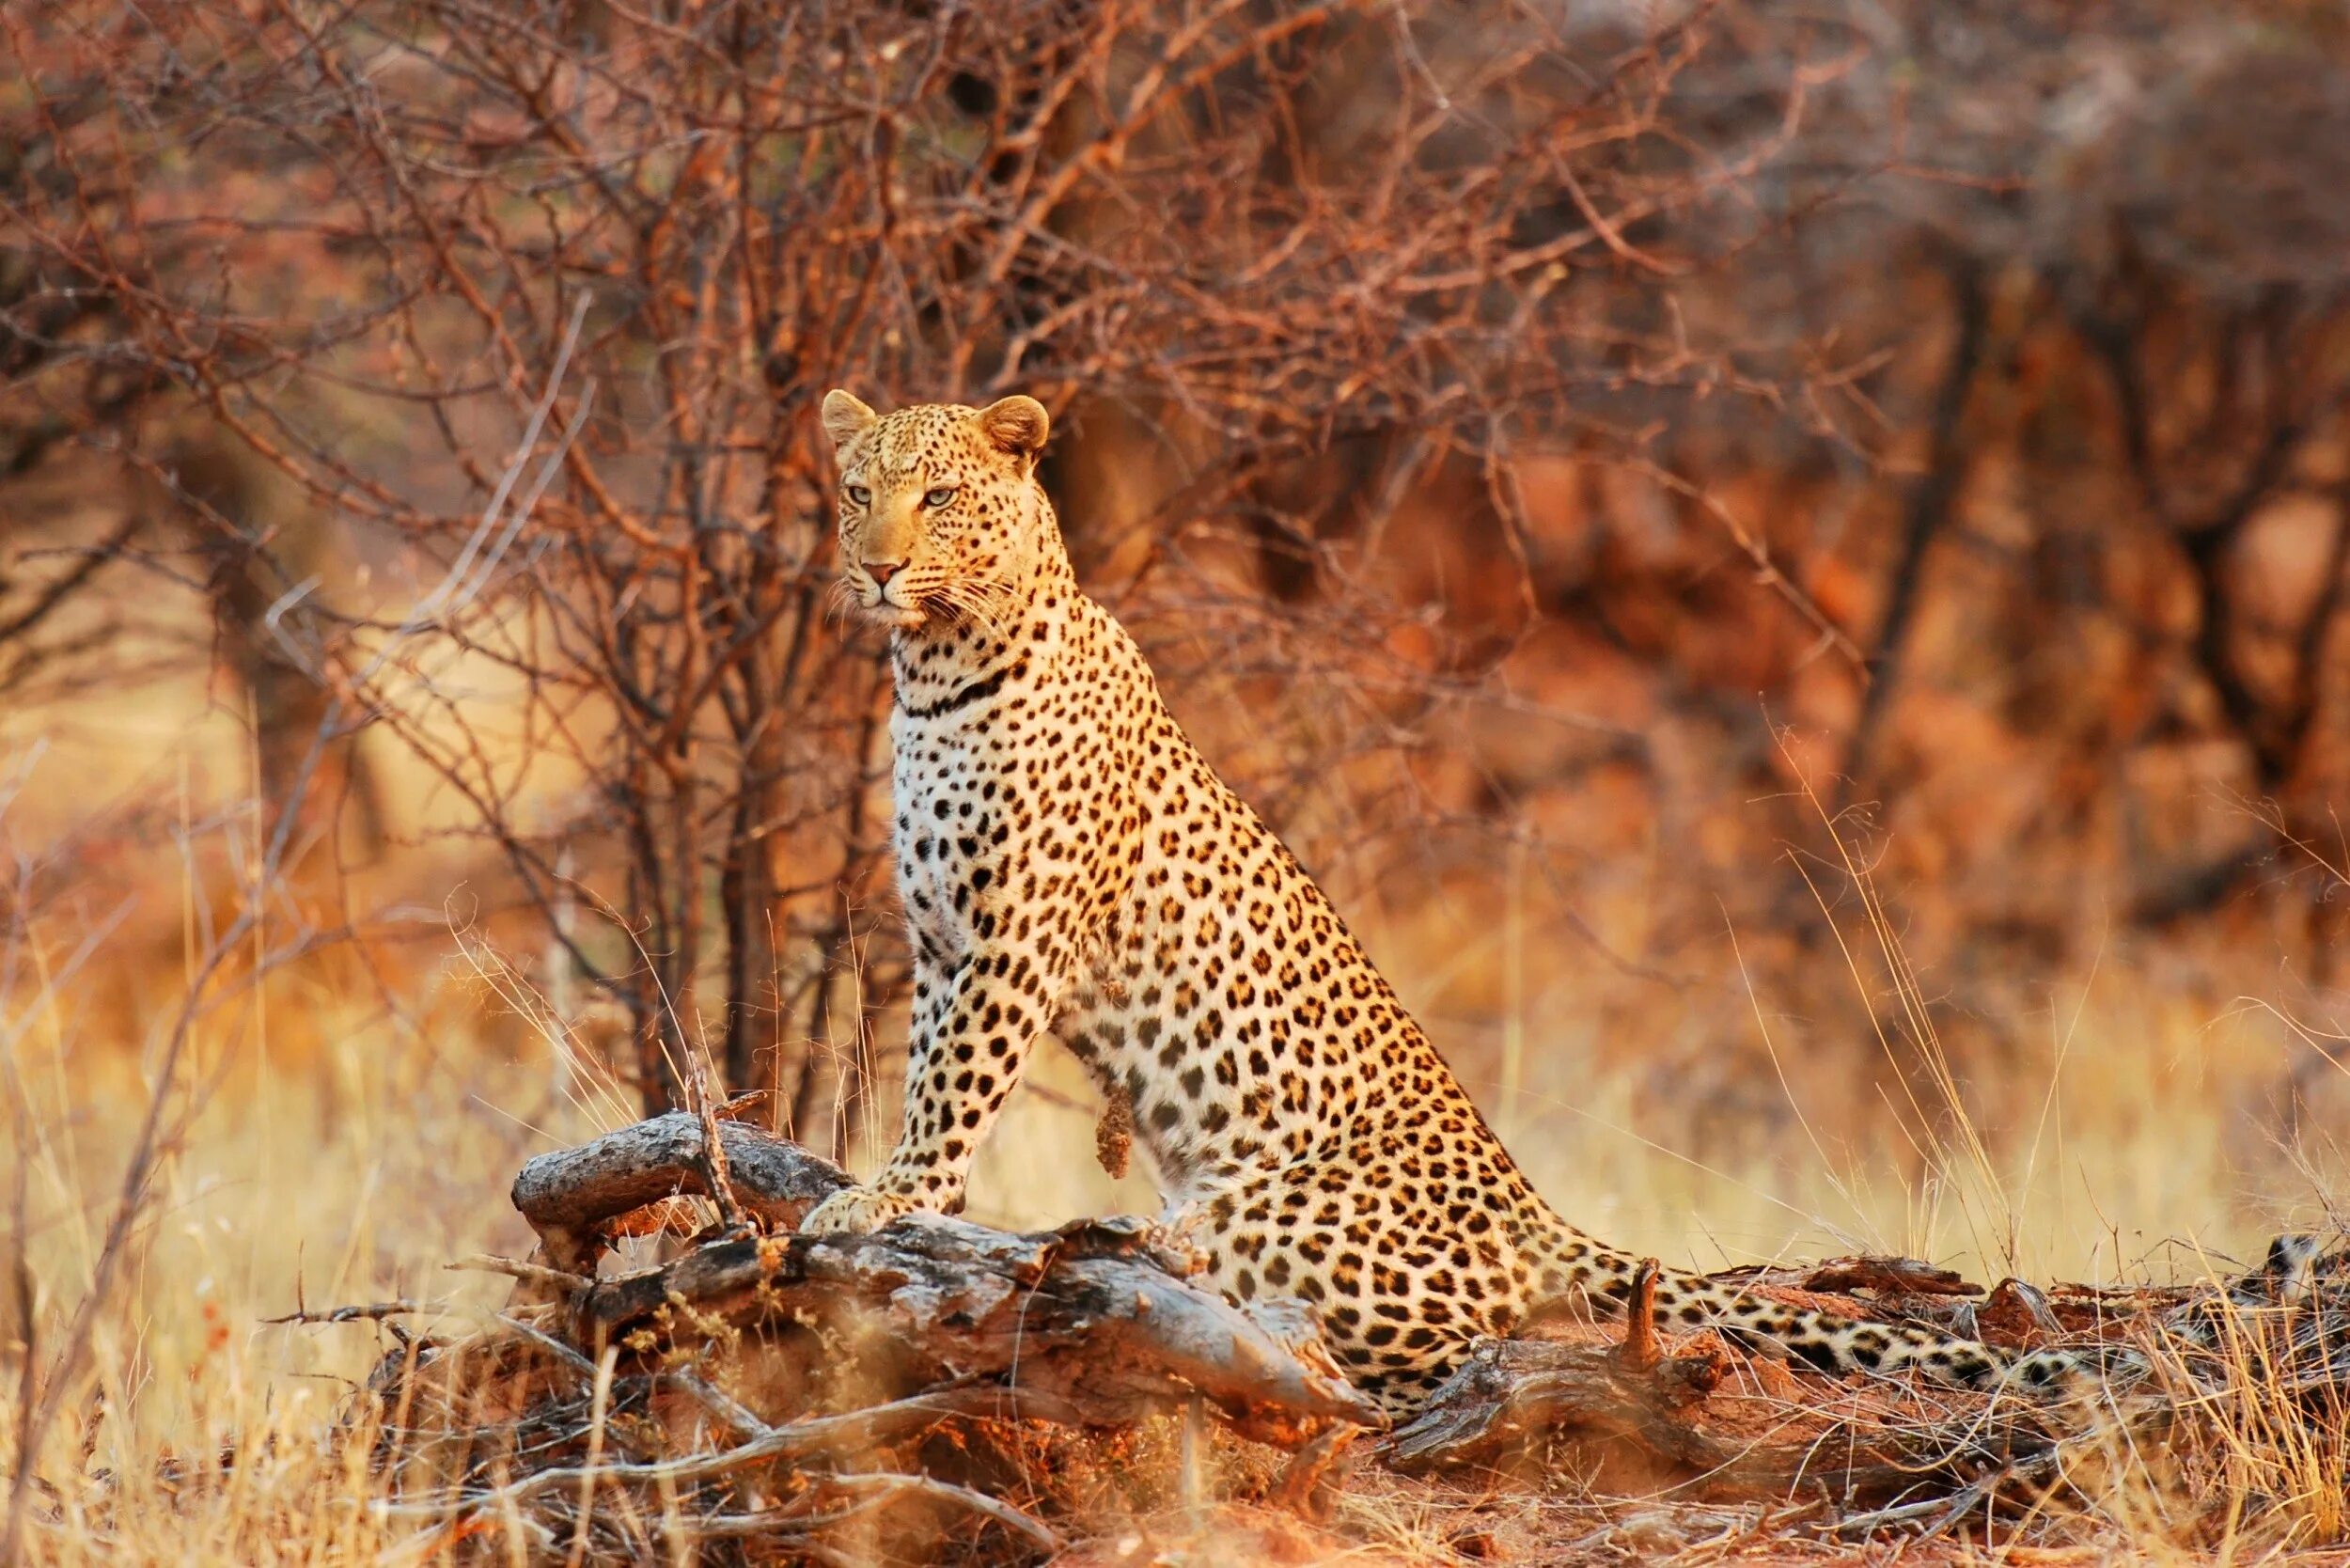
800,390,2097,1413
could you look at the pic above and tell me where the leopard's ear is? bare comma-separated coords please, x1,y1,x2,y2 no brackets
821,389,878,450
976,395,1049,459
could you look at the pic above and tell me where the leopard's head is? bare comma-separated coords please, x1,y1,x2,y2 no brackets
821,391,1053,633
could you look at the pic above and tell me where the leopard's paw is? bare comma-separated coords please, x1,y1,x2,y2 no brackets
798,1185,919,1237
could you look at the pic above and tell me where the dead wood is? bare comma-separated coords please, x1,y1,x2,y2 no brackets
1616,1259,1664,1371
577,1212,1381,1448
1386,1232,2350,1514
502,1117,2073,1518
362,1117,1389,1560
507,1114,1380,1442
1384,1323,2061,1506
508,1111,853,1273
361,1119,2350,1560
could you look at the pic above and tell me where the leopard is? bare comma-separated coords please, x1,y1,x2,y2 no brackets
798,389,2107,1416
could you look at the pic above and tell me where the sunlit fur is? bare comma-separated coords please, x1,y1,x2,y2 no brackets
806,388,2115,1416
825,392,1048,635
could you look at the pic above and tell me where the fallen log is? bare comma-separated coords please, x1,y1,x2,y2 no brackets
504,1112,1378,1444
1386,1261,2062,1505
1384,1328,2068,1504
351,1114,2350,1561
575,1212,1382,1447
509,1110,853,1273
364,1115,1383,1560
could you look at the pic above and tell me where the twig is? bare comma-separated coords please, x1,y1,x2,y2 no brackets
264,1300,439,1325
1618,1259,1663,1371
660,1367,774,1443
1827,1446,2066,1540
494,1313,604,1381
371,1388,996,1520
448,1254,592,1296
678,1034,745,1233
818,1472,1061,1554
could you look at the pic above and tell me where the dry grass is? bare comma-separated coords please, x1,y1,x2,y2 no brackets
4,681,2349,1565
9,936,2347,1561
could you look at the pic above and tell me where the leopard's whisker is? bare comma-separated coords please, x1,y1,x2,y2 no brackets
933,578,1015,643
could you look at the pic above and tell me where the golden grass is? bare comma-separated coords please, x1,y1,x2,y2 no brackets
6,925,2342,1562
4,690,2348,1563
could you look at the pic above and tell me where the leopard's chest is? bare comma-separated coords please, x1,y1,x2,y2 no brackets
890,706,1046,958
894,760,979,957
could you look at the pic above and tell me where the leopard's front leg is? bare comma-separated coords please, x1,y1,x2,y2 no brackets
800,935,1070,1235
795,955,952,1235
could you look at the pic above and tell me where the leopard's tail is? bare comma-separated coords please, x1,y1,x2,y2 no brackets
1512,1215,2107,1393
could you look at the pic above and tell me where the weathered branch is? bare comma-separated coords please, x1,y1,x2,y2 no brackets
576,1213,1382,1448
497,1116,1380,1450
343,1117,2350,1561
509,1111,853,1273
360,1119,1386,1560
1384,1331,2060,1502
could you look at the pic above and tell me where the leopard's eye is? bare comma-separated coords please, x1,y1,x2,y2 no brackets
922,485,958,510
844,483,870,507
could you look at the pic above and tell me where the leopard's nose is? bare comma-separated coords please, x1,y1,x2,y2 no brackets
867,559,904,588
